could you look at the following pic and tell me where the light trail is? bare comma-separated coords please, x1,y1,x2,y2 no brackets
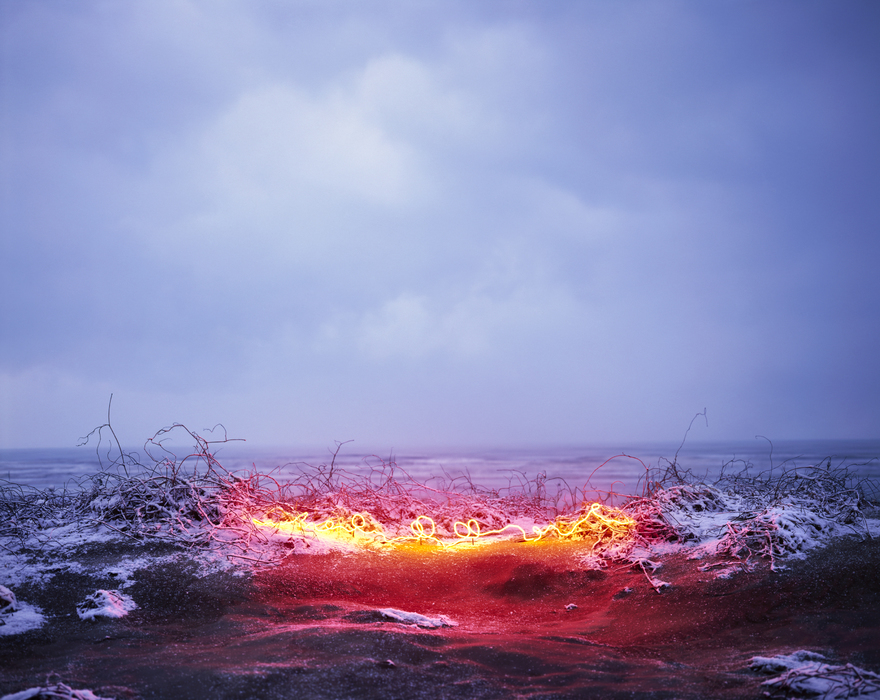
252,501,637,550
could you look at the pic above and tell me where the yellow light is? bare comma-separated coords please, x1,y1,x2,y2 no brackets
252,501,637,551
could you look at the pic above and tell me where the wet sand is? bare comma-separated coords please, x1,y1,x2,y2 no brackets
2,537,879,699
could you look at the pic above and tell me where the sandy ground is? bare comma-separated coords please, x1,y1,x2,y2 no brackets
2,536,879,699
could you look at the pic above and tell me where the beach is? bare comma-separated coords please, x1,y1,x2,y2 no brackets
2,440,880,699
2,534,880,699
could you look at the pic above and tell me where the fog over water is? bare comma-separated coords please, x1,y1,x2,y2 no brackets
4,440,879,498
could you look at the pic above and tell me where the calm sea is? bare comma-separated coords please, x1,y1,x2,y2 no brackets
2,440,879,498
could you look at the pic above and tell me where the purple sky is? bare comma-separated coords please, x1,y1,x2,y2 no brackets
1,1,879,449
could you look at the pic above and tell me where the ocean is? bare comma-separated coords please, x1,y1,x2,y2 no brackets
3,439,879,497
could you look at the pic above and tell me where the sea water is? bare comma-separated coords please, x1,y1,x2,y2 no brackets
3,439,879,497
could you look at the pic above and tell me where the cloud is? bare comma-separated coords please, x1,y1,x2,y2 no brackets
338,281,579,362
1,1,879,447
199,83,424,209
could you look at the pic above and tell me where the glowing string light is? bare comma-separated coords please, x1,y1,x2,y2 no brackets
252,501,637,550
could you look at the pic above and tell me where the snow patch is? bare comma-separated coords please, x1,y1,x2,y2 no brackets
750,651,880,699
0,683,115,700
99,555,171,587
0,602,45,636
0,584,16,614
377,608,457,628
76,589,137,621
751,650,828,673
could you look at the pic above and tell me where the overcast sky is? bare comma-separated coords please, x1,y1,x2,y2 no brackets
1,0,879,450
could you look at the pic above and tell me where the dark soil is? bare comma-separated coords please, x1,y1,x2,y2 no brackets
2,536,879,699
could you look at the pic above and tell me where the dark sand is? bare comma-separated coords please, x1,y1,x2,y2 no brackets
2,537,879,699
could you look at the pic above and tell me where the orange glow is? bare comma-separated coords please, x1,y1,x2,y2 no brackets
252,501,637,551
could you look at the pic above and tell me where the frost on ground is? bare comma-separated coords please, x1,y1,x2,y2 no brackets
750,651,880,699
625,458,880,574
75,589,137,621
